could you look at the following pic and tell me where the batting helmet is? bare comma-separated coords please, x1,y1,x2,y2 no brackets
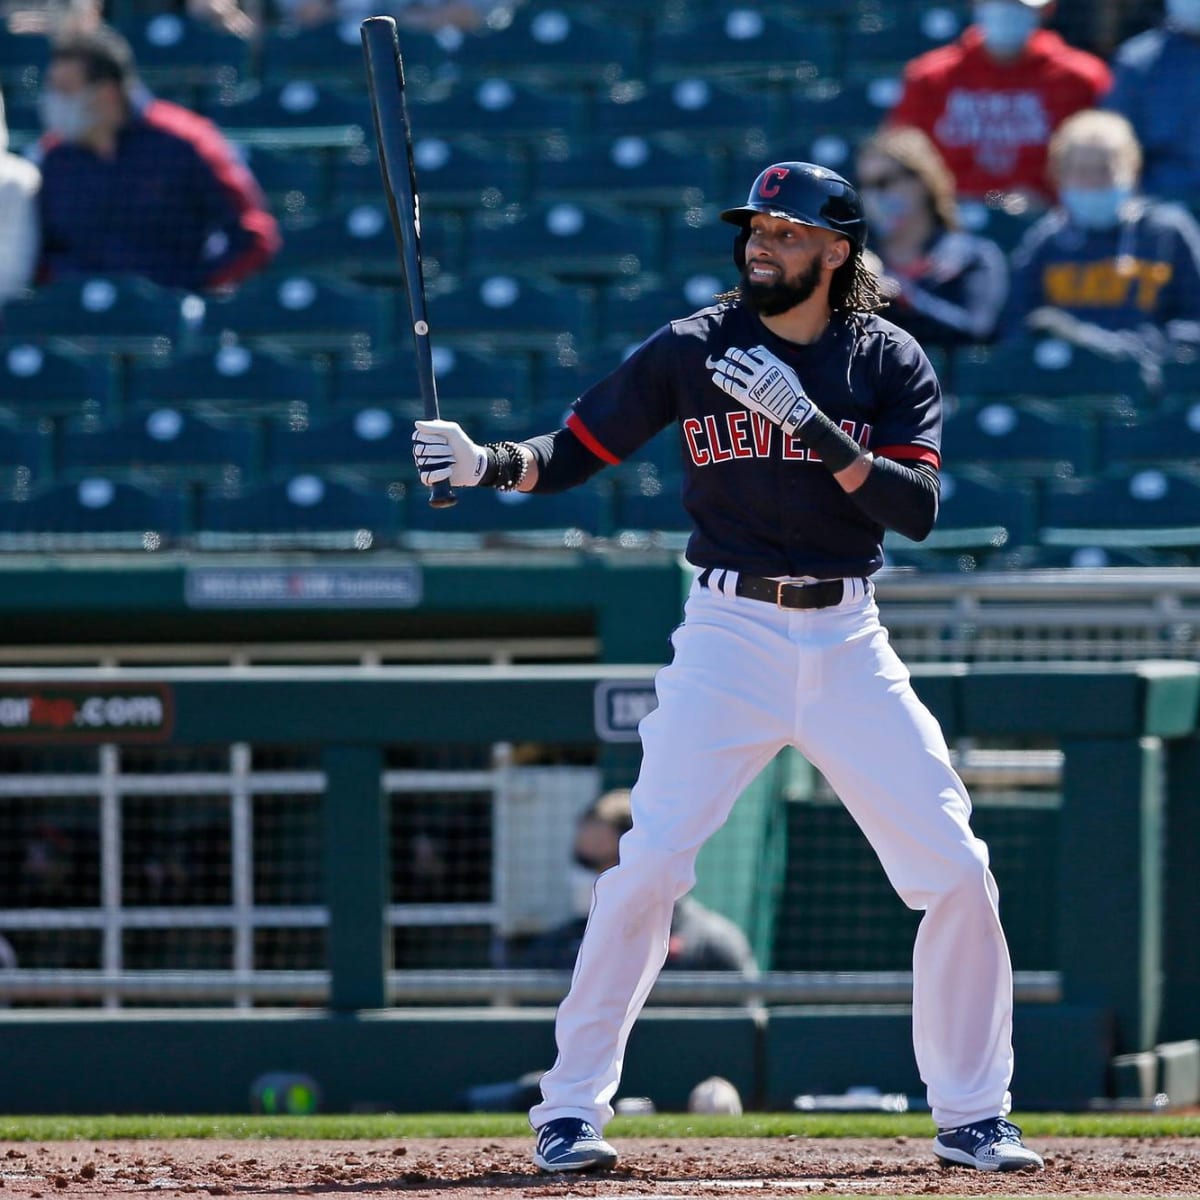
720,162,867,268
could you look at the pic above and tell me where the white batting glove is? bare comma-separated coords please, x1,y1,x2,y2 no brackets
412,419,489,488
709,345,815,435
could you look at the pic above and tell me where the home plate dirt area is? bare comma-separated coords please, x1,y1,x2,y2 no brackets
1,1137,1198,1198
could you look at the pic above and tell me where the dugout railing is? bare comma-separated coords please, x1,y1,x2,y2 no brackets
0,661,1195,1113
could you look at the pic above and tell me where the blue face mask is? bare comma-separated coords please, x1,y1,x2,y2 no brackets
862,190,914,238
975,1,1040,56
1166,0,1200,34
1059,185,1133,230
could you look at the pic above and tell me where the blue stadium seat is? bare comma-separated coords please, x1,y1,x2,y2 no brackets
201,275,389,354
0,341,113,418
197,473,401,545
333,346,527,413
115,15,251,88
662,208,737,275
614,471,689,534
276,203,460,280
941,401,1096,480
125,344,326,417
649,9,837,83
891,470,1036,556
238,148,325,221
535,135,721,212
841,4,965,80
950,338,1148,411
60,408,261,483
2,276,199,356
957,199,1040,254
0,477,189,548
451,7,639,86
203,81,369,150
425,272,593,354
408,79,582,147
330,139,524,215
600,271,727,346
1041,471,1200,550
466,200,656,282
266,406,411,476
592,79,771,149
0,414,52,486
259,19,451,87
1099,403,1200,470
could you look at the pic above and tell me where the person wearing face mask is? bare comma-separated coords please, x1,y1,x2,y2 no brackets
32,24,279,292
888,0,1110,204
0,90,41,311
510,789,758,975
856,126,1009,347
1105,0,1200,209
1005,108,1200,360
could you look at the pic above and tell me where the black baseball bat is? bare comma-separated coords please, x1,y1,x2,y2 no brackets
361,15,456,508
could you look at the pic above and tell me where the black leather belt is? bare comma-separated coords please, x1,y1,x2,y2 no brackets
698,569,850,610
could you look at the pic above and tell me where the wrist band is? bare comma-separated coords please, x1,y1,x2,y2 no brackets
483,441,529,491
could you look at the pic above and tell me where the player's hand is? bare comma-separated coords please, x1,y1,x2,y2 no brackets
412,419,489,488
708,345,815,435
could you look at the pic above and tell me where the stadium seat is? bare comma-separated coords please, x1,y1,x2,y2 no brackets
425,271,594,354
535,135,721,213
60,408,261,483
196,473,401,546
238,148,325,221
1041,471,1200,550
950,338,1148,412
330,139,524,215
125,344,327,417
0,342,113,418
276,203,460,280
260,19,451,87
1098,403,1200,471
808,74,904,143
1,276,199,356
201,275,389,354
940,401,1096,479
0,477,189,549
600,272,727,346
0,414,52,486
407,79,582,148
451,7,639,87
333,346,527,413
957,199,1041,254
203,81,369,150
889,470,1036,558
841,4,964,81
662,207,737,275
649,9,837,84
614,471,689,534
466,200,657,283
266,406,412,476
592,79,771,150
115,15,251,89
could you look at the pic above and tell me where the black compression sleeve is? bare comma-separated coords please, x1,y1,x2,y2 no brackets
524,428,609,493
848,457,940,542
793,409,863,473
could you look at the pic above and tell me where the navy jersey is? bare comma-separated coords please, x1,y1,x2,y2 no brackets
568,303,942,577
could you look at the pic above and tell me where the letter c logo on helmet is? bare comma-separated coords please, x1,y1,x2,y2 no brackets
757,166,790,200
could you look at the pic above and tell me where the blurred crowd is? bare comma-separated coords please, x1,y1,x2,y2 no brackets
1,0,1198,365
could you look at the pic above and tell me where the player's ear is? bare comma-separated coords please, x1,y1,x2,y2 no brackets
824,238,851,270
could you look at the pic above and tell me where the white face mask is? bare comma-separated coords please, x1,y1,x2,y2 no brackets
567,865,598,918
975,1,1040,56
38,88,97,142
1167,0,1200,34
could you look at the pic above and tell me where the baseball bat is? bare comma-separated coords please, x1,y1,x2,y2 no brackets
360,15,456,508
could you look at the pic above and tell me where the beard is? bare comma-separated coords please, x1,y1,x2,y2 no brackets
741,254,823,316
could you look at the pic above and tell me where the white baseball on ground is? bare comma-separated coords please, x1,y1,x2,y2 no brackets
688,1076,743,1115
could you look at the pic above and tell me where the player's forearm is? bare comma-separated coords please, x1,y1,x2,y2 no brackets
843,456,940,542
521,429,607,493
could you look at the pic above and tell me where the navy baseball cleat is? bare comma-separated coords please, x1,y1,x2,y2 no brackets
933,1117,1044,1171
532,1118,618,1172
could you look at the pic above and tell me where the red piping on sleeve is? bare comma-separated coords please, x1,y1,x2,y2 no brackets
875,444,941,469
566,412,622,465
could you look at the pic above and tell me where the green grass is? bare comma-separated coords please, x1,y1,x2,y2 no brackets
0,1111,1197,1141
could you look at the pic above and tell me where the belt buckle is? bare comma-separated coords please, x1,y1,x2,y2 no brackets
775,581,790,609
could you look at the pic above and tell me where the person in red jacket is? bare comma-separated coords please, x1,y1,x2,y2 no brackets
35,24,280,292
887,0,1110,205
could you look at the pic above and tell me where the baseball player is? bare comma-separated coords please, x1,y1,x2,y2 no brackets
412,161,1044,1176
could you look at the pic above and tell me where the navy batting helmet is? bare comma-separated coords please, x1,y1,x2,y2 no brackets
721,162,867,267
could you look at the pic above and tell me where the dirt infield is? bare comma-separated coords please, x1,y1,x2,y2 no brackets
1,1137,1198,1198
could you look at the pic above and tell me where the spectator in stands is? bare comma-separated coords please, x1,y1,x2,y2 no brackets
1006,109,1200,366
6,0,257,40
856,126,1009,347
277,0,514,33
511,789,758,974
888,0,1110,205
1105,0,1200,209
0,90,40,307
33,24,280,292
